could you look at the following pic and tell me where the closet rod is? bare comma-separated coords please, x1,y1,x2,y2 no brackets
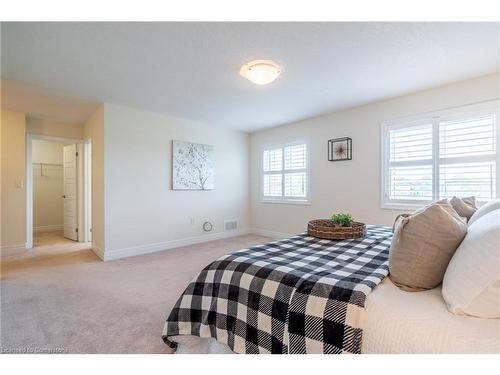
33,162,63,177
32,162,63,166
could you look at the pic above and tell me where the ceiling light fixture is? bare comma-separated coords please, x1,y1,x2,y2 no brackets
239,60,281,85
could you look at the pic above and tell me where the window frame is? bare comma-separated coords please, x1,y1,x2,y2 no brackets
260,140,311,205
381,101,500,210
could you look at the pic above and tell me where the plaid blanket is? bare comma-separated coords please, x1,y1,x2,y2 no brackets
163,225,392,354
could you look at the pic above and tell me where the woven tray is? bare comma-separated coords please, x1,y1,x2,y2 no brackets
307,219,366,240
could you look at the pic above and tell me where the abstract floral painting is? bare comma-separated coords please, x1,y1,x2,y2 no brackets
172,140,215,190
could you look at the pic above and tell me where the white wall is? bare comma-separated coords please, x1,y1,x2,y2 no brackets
27,117,84,140
250,73,500,235
1,110,26,250
32,139,64,164
102,103,250,259
83,106,105,257
32,139,64,231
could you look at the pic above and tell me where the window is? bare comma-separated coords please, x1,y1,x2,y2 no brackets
382,103,499,209
261,142,309,203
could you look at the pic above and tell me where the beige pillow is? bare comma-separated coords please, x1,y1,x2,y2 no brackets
449,196,476,221
389,201,467,292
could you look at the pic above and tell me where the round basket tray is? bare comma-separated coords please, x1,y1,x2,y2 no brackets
307,219,366,240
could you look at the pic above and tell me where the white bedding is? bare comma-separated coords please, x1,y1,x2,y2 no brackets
362,278,500,354
173,277,500,354
175,336,234,354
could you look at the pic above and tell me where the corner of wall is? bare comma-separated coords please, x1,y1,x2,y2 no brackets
1,110,27,248
83,104,106,258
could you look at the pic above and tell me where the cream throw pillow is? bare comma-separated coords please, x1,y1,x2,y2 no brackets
442,209,500,318
389,201,467,292
468,198,500,225
449,196,476,221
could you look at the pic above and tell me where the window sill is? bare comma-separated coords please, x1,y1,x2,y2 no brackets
381,202,427,211
260,199,311,206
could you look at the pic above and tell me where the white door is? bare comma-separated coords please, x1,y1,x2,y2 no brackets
63,144,78,241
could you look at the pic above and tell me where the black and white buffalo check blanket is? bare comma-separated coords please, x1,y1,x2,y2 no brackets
163,225,392,354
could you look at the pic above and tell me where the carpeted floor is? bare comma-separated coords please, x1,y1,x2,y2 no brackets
0,232,270,353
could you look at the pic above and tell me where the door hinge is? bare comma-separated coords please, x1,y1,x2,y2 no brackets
76,151,79,157
76,228,79,233
90,227,93,233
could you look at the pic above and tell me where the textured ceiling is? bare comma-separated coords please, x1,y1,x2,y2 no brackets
1,22,499,131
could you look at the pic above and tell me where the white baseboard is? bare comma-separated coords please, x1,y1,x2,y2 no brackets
1,243,28,257
102,228,251,261
251,228,294,239
1,228,292,261
91,244,104,260
34,224,63,233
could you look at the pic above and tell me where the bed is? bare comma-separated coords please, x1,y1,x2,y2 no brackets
162,225,500,354
171,278,500,354
163,225,392,354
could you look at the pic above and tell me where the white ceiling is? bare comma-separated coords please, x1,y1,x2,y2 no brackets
1,22,499,132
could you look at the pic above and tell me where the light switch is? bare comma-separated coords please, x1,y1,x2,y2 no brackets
15,179,24,189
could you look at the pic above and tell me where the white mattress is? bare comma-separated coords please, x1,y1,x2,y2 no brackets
173,278,500,354
361,278,500,354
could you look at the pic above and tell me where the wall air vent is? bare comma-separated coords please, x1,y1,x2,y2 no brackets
224,219,238,232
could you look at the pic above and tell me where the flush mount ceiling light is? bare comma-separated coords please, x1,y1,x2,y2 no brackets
239,60,281,85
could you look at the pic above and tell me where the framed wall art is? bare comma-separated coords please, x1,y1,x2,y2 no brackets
328,137,352,161
172,140,215,190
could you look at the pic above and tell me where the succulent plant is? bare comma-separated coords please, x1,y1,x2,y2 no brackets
331,213,353,227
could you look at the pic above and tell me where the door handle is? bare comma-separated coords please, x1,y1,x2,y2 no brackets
62,195,66,198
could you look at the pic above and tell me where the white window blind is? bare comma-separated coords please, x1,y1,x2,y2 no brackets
382,104,498,209
262,143,309,202
388,124,433,201
439,115,496,201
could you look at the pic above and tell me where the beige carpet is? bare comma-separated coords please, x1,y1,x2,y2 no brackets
0,232,270,353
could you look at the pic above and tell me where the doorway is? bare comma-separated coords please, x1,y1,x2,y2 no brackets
26,134,92,250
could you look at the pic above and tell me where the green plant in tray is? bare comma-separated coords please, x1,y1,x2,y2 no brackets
331,213,353,227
